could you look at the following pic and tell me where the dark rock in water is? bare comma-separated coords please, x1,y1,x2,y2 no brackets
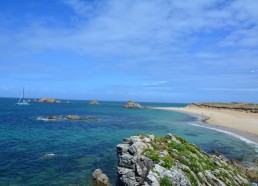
123,100,142,109
41,116,60,120
117,134,251,186
89,100,100,105
65,115,82,120
253,159,258,164
38,115,99,121
38,98,61,103
211,148,221,155
92,169,110,186
65,115,99,121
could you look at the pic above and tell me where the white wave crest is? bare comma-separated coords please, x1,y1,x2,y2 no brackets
188,122,258,154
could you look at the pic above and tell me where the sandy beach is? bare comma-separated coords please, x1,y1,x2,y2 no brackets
156,107,258,144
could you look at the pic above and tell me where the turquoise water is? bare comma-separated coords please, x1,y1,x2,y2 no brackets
0,98,257,185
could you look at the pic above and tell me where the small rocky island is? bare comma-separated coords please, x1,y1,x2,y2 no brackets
38,115,99,121
123,100,142,109
89,100,100,105
117,133,253,186
38,98,61,103
28,98,61,103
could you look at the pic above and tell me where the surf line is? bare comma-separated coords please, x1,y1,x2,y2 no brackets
188,122,258,154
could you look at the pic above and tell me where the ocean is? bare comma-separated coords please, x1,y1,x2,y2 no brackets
0,98,257,185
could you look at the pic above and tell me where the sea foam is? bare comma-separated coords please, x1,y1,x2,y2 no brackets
188,122,258,155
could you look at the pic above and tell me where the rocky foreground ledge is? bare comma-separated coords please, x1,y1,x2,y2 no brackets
117,134,255,186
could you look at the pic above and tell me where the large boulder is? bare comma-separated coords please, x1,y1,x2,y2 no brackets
123,100,142,109
92,169,110,186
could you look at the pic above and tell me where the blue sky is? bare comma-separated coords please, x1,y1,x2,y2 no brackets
0,0,258,103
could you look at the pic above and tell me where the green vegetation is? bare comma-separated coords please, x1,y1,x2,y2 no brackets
189,102,258,113
160,176,172,186
141,134,250,185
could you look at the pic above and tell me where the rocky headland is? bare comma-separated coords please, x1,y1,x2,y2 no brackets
188,102,258,113
123,100,143,109
117,133,255,186
89,100,100,105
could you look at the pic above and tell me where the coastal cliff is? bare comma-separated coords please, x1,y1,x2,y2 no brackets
188,103,258,113
117,134,252,186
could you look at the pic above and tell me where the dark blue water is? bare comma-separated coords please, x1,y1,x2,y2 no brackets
0,98,257,185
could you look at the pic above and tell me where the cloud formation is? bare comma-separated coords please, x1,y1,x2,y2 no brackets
0,0,258,102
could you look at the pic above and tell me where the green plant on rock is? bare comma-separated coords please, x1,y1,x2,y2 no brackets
174,135,188,144
160,176,173,186
168,141,186,152
142,148,159,163
162,155,174,169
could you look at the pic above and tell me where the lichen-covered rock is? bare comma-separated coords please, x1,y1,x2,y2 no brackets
117,134,252,186
92,169,110,186
123,100,142,109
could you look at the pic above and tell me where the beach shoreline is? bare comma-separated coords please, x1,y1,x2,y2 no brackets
155,107,258,144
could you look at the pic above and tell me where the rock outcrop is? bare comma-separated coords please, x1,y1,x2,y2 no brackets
117,134,251,186
65,115,99,121
123,100,142,109
37,115,99,121
37,98,61,103
92,169,110,186
89,100,100,105
40,116,60,120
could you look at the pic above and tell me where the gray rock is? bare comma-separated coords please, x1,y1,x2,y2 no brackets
118,154,134,168
92,169,102,180
117,144,130,154
159,150,169,158
123,100,142,109
92,169,110,186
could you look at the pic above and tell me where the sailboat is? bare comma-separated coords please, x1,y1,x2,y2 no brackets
16,87,30,105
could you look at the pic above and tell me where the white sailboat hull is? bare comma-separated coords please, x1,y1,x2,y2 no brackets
16,87,30,106
16,102,30,105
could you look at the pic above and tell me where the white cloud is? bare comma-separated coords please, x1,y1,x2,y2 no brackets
1,0,258,57
141,81,167,86
203,88,258,92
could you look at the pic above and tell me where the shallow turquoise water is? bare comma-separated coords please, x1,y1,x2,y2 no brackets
0,98,257,185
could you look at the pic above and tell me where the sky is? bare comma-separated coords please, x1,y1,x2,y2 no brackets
0,0,258,103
